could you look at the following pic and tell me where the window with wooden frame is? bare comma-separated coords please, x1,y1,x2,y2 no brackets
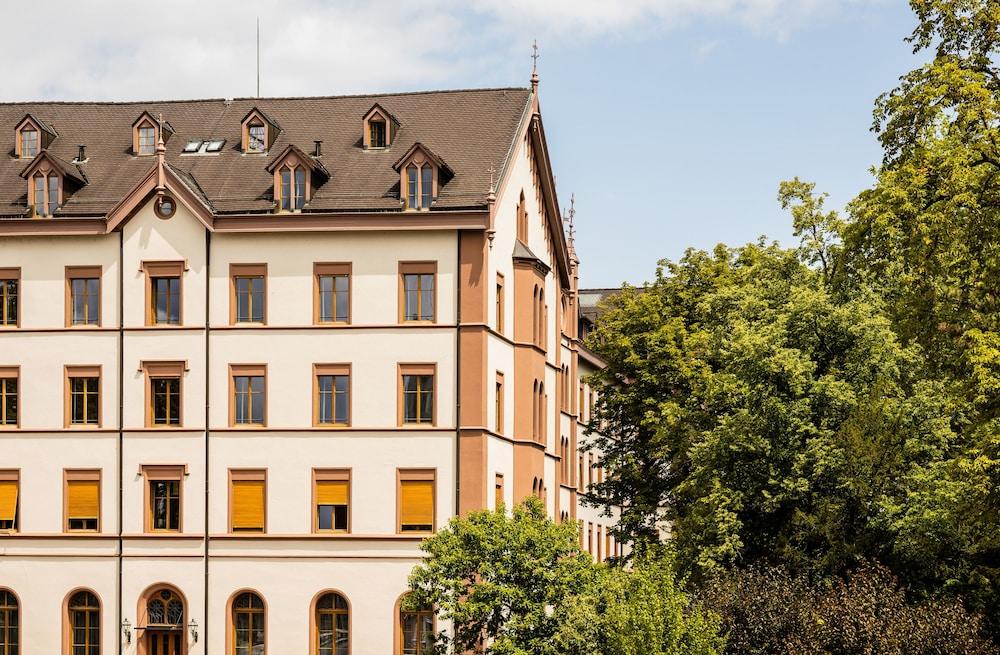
587,522,593,555
404,163,434,210
67,590,100,655
278,163,308,211
247,121,266,152
230,365,266,427
0,589,17,655
363,104,397,149
19,126,38,158
496,273,505,334
394,143,447,211
516,191,528,243
32,172,60,216
313,469,350,533
369,117,386,148
494,473,504,510
229,469,266,533
132,112,171,156
230,264,267,324
0,471,19,531
0,368,18,427
143,361,184,428
231,591,266,655
66,366,100,427
399,262,436,323
0,269,18,327
315,592,349,655
399,364,435,426
14,115,55,159
64,469,100,532
65,266,101,327
143,261,184,326
314,263,351,324
398,597,434,655
241,108,277,154
495,372,504,435
314,364,350,427
398,469,435,534
142,465,184,533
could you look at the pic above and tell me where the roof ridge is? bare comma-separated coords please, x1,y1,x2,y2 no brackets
0,86,531,107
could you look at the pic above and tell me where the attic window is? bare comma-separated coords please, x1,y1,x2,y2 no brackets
32,173,59,217
278,165,307,211
19,128,38,159
138,126,156,155
369,119,386,148
406,164,433,210
362,105,397,149
394,143,449,212
248,123,265,152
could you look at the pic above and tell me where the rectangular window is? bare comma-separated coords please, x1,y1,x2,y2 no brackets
314,263,351,324
313,469,350,533
294,168,306,210
398,469,435,533
369,119,386,148
0,269,18,327
66,366,100,427
0,368,17,427
64,469,100,532
400,364,435,426
495,473,504,510
248,123,265,152
399,262,436,322
230,469,266,533
495,372,504,435
138,126,155,155
20,128,38,158
143,261,184,326
496,273,505,334
230,264,267,324
143,465,184,533
66,267,101,326
314,364,350,426
230,365,266,427
144,361,184,427
0,470,19,531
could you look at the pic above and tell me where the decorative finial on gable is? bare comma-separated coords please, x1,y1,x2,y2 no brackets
487,162,498,247
566,193,579,264
531,40,540,92
155,112,166,192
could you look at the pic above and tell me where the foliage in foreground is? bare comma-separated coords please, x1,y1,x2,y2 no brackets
699,563,995,655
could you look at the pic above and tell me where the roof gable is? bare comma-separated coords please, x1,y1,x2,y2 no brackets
19,151,87,186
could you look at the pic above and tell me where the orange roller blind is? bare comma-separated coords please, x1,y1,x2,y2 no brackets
232,480,265,530
0,481,17,522
316,481,348,506
400,480,433,527
67,480,99,519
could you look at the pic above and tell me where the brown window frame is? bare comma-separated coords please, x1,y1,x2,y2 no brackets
313,263,351,325
496,273,505,334
247,121,266,153
398,363,436,427
229,364,267,428
229,469,267,534
142,464,185,533
63,469,101,533
398,262,437,323
396,596,435,655
18,126,38,159
65,266,102,328
312,468,351,534
66,590,101,655
143,361,186,428
230,264,267,325
495,371,504,435
276,162,309,212
143,260,185,326
135,119,157,156
0,367,19,428
397,468,435,534
0,470,20,532
0,268,19,328
313,364,351,427
31,172,61,216
494,473,504,510
65,365,101,428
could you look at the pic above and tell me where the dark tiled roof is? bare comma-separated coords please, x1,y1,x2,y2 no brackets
579,287,624,324
0,88,532,218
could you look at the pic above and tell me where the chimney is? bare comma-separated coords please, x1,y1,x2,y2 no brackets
77,145,86,162
313,140,323,157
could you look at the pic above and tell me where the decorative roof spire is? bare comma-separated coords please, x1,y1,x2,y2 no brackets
565,193,579,264
155,112,166,192
531,40,540,92
486,161,497,247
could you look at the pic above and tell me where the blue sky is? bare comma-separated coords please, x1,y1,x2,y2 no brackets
0,0,921,286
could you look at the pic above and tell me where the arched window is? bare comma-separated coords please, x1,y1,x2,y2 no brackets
138,586,185,655
68,590,100,655
32,173,59,217
398,597,434,655
538,383,546,442
406,165,418,209
314,592,349,655
531,380,539,439
0,590,17,655
420,165,432,209
516,191,527,243
231,592,265,655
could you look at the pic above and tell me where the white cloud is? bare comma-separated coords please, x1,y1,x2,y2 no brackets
0,0,880,101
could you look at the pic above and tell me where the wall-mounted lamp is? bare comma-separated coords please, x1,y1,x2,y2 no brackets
121,619,132,644
189,618,199,643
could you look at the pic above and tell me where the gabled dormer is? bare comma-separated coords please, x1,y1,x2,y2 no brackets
265,144,329,212
132,112,174,156
362,104,400,149
14,114,57,159
19,151,87,217
241,107,280,154
392,143,452,211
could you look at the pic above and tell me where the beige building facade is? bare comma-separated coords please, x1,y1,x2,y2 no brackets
0,80,620,654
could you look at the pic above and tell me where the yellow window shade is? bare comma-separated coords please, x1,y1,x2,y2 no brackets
67,480,99,519
232,480,265,530
400,480,433,527
316,481,348,506
0,481,17,523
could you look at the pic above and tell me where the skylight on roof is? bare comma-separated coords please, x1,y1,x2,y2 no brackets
205,139,225,153
183,140,202,153
181,139,226,155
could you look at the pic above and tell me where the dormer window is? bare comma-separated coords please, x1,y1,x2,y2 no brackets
362,104,399,149
32,173,59,216
20,128,38,158
393,143,452,212
14,114,57,159
131,112,173,157
241,108,280,154
138,125,155,155
265,144,329,213
19,151,87,218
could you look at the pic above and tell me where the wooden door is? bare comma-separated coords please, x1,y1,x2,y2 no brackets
146,631,182,655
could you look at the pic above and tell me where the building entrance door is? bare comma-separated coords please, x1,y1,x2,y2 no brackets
145,630,182,655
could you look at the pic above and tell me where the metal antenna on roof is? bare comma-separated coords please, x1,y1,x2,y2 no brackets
256,17,261,98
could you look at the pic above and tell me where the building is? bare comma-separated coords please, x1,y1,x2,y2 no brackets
0,73,620,654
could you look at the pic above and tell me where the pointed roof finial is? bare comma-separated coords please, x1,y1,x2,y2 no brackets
565,193,579,263
487,162,497,196
156,112,166,154
531,40,540,91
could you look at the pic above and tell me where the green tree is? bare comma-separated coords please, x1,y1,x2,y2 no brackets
406,498,593,655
